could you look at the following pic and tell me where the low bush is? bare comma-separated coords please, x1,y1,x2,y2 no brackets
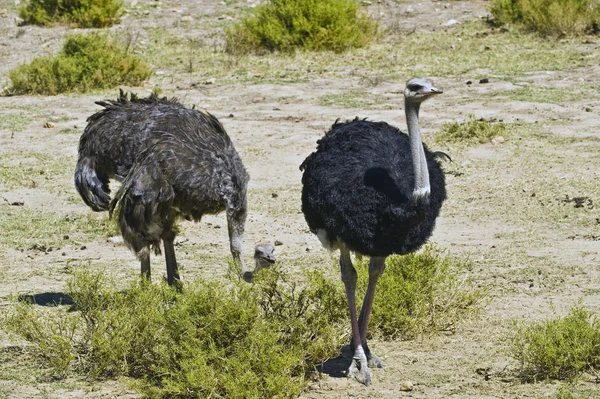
226,0,378,54
435,114,506,145
356,246,484,340
19,0,123,28
505,305,600,381
7,33,151,95
2,268,347,398
489,0,600,36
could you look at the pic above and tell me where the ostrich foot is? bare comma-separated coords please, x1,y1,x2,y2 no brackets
367,354,383,368
347,357,372,386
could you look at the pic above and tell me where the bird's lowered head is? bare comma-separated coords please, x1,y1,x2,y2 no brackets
404,78,443,103
242,244,277,282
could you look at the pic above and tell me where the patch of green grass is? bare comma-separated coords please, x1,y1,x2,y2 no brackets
6,32,151,95
319,89,385,108
19,0,124,28
505,305,600,381
0,207,119,250
225,0,378,54
0,112,31,132
435,114,507,145
489,0,600,36
0,152,74,191
502,85,600,105
553,385,587,399
356,246,484,340
2,268,347,398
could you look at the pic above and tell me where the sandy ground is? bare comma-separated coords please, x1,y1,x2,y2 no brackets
1,0,600,398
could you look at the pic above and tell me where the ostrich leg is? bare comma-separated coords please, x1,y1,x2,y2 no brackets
340,245,371,386
140,252,151,281
357,256,387,368
163,237,181,287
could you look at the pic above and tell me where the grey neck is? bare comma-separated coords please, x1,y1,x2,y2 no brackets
405,101,431,199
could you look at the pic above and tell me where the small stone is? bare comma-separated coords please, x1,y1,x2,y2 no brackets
405,5,413,13
107,236,124,244
466,80,472,85
15,16,24,25
143,9,149,15
443,19,458,26
479,78,489,84
271,193,279,198
1,9,8,18
63,235,70,240
399,381,414,391
203,77,216,85
180,15,193,22
585,107,592,112
80,245,87,250
491,136,505,145
274,240,283,246
43,121,55,128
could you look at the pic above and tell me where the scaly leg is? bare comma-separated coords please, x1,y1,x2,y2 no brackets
163,237,181,288
340,245,371,386
140,251,151,281
357,256,387,368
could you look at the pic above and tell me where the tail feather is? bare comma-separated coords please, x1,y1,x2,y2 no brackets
74,158,111,211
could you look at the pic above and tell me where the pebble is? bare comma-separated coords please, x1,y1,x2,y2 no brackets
180,15,193,22
1,9,7,18
274,240,283,246
107,236,124,244
399,381,414,391
491,136,505,145
43,121,55,128
204,78,216,85
405,5,413,13
443,19,458,26
15,17,24,25
479,78,490,84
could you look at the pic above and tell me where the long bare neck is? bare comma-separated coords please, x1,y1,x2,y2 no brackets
405,100,430,199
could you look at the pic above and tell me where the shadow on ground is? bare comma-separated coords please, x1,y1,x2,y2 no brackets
18,292,74,306
317,345,352,378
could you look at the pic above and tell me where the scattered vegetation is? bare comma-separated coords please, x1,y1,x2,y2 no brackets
2,269,347,398
18,0,124,28
225,0,378,54
7,33,151,95
435,114,506,145
505,305,600,381
357,246,484,340
489,0,600,36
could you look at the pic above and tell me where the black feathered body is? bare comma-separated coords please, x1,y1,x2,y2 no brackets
300,119,446,257
75,91,248,257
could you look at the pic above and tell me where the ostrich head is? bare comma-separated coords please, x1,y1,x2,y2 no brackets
242,244,276,282
404,78,443,103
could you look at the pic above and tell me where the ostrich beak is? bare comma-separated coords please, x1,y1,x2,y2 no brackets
420,87,443,95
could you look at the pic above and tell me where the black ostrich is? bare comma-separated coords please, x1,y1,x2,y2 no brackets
75,91,272,285
300,78,447,385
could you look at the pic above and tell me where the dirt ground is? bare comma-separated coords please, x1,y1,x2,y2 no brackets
1,0,600,398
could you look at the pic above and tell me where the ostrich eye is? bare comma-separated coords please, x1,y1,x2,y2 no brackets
407,83,422,92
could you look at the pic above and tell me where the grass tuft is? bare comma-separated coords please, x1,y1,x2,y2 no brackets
7,33,151,95
356,246,484,340
19,0,124,28
435,114,506,145
225,0,378,54
505,305,600,381
489,0,600,36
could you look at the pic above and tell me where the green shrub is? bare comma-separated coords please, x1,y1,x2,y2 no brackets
226,0,378,54
505,305,600,381
7,33,151,95
435,114,506,145
2,268,347,398
19,0,124,28
356,246,483,340
489,0,600,36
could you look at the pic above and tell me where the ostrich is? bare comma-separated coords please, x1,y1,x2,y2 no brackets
300,78,447,385
75,91,271,285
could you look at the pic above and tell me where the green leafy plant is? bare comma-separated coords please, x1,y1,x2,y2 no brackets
2,268,347,398
226,0,378,54
489,0,600,36
19,0,124,28
7,33,151,95
505,305,600,381
356,246,484,340
435,114,506,145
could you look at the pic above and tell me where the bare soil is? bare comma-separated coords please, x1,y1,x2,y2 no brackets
1,0,599,398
